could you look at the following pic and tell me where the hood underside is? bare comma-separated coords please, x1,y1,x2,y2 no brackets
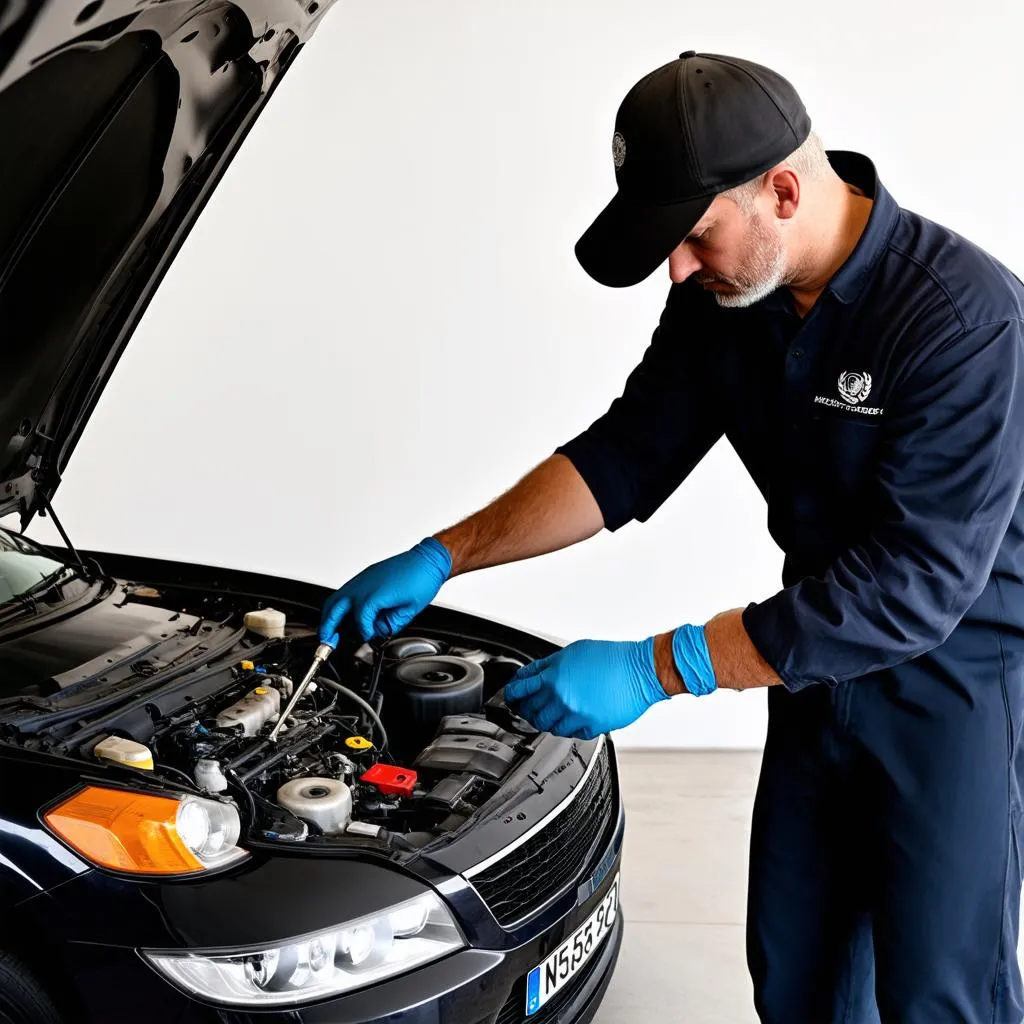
0,0,333,526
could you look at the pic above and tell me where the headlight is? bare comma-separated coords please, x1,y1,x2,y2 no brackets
43,786,247,875
142,891,465,1007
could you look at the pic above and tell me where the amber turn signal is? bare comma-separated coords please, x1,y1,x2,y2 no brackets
44,786,245,875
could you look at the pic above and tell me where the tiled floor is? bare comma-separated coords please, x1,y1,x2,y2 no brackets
594,750,762,1023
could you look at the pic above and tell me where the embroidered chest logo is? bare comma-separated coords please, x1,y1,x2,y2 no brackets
837,370,872,405
813,369,883,416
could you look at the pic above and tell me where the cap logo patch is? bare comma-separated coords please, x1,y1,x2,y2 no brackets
612,132,626,168
838,370,872,405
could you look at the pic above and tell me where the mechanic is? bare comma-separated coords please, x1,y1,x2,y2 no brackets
319,52,1024,1023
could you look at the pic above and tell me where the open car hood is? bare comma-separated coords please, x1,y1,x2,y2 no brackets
0,0,334,527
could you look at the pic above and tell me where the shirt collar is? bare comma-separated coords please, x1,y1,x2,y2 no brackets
822,150,901,305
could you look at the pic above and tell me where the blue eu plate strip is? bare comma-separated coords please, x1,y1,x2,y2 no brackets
526,967,541,1016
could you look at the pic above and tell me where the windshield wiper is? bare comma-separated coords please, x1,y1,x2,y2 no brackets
0,496,103,627
0,563,93,628
18,563,80,601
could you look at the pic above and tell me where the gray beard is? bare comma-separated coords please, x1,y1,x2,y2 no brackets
710,215,788,309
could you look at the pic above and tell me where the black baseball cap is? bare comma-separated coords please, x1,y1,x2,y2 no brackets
575,51,811,288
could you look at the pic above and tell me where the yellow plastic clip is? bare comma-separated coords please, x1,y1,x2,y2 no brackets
345,736,374,751
239,660,255,671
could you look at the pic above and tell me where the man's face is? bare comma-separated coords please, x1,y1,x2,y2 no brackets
667,194,787,308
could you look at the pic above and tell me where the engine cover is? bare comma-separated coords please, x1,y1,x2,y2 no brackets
413,716,520,782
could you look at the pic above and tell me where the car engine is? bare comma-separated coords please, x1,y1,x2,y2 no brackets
121,622,536,850
0,578,549,854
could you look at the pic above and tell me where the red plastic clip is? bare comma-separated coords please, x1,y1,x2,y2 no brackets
360,763,418,798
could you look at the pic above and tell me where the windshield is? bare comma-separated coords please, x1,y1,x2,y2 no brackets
0,530,71,606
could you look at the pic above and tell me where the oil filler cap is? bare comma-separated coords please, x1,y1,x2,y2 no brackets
345,736,374,751
360,764,418,798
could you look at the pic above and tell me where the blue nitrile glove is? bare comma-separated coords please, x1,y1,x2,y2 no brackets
319,537,452,646
671,623,717,697
502,637,670,740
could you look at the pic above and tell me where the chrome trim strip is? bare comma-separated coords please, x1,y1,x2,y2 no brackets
463,734,607,880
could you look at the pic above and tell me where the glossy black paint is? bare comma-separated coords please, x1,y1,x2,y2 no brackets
0,550,624,1023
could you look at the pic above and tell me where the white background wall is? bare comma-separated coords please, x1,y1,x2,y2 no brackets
19,0,1024,748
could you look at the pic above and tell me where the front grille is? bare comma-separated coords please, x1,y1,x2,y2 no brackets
494,939,607,1024
469,739,613,927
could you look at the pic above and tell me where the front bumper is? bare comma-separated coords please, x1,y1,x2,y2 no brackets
55,768,625,1024
296,853,625,1024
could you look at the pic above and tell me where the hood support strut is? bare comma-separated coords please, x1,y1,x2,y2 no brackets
38,494,86,576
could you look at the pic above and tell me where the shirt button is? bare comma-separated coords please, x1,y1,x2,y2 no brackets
790,349,803,359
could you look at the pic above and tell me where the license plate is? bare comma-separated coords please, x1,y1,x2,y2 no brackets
525,874,619,1016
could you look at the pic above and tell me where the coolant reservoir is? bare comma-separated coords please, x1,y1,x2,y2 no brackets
244,608,286,639
276,777,352,835
94,736,154,771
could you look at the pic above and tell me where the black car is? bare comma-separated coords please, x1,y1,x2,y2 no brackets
0,3,624,1023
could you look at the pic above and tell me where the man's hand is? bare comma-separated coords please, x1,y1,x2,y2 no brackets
502,638,670,739
319,537,452,646
502,612,780,738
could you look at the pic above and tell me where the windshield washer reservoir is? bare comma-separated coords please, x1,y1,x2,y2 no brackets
93,735,154,771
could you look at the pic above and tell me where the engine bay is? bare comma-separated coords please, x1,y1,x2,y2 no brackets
0,583,544,854
145,629,537,849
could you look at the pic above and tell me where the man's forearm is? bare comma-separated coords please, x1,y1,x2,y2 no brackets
434,454,604,577
654,608,782,694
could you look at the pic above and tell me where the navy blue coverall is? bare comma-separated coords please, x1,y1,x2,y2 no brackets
555,151,1024,1022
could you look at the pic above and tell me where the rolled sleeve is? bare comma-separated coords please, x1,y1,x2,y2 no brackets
555,285,726,531
744,319,1024,691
